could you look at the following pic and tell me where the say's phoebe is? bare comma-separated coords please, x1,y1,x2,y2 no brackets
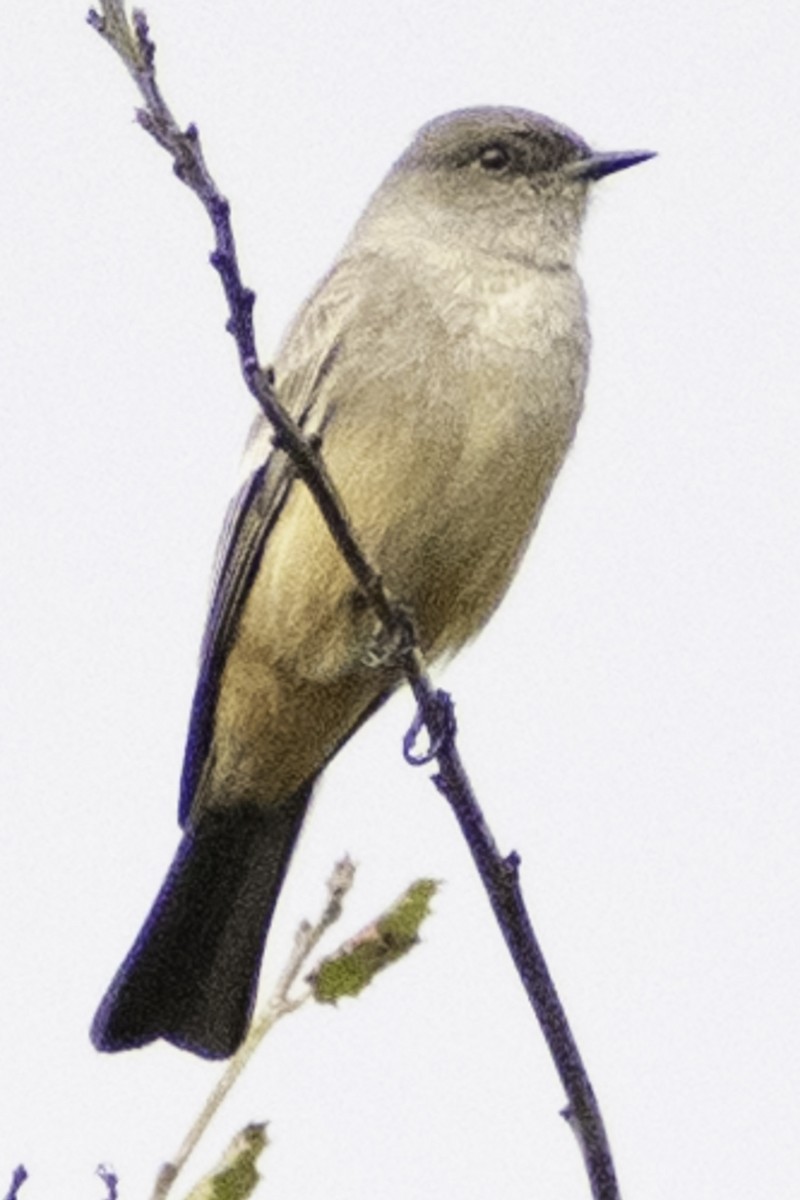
92,106,653,1058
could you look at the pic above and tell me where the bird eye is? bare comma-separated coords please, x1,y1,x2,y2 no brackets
478,144,511,172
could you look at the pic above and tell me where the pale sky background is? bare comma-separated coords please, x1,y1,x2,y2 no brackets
1,1,798,1198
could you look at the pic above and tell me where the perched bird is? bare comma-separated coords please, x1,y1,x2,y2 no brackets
91,106,653,1058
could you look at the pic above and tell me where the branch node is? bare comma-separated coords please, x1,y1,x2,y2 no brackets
504,850,521,876
132,9,155,67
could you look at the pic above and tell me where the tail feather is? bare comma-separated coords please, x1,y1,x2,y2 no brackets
91,789,311,1059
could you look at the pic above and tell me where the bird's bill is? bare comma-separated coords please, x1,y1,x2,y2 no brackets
564,148,656,181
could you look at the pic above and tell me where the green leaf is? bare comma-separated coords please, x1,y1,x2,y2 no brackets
311,879,439,1004
183,1123,268,1200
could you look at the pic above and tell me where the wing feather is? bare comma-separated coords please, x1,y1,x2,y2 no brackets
178,261,362,824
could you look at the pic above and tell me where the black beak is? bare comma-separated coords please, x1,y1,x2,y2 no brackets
565,149,656,181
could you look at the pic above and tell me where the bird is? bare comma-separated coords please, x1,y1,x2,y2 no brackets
91,106,653,1058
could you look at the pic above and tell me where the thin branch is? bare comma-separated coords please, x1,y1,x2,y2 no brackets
87,1,409,657
88,6,621,1197
1,1167,27,1200
96,1164,119,1200
429,698,618,1193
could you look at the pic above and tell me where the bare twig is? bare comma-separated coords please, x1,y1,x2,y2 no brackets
88,6,621,1197
2,1166,27,1200
96,1164,119,1200
429,727,618,1192
87,1,412,662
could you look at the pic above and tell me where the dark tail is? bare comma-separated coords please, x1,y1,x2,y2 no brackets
91,789,311,1059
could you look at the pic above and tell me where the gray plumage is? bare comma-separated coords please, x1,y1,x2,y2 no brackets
91,107,653,1058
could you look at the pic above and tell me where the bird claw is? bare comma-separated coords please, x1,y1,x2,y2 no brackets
361,602,416,671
